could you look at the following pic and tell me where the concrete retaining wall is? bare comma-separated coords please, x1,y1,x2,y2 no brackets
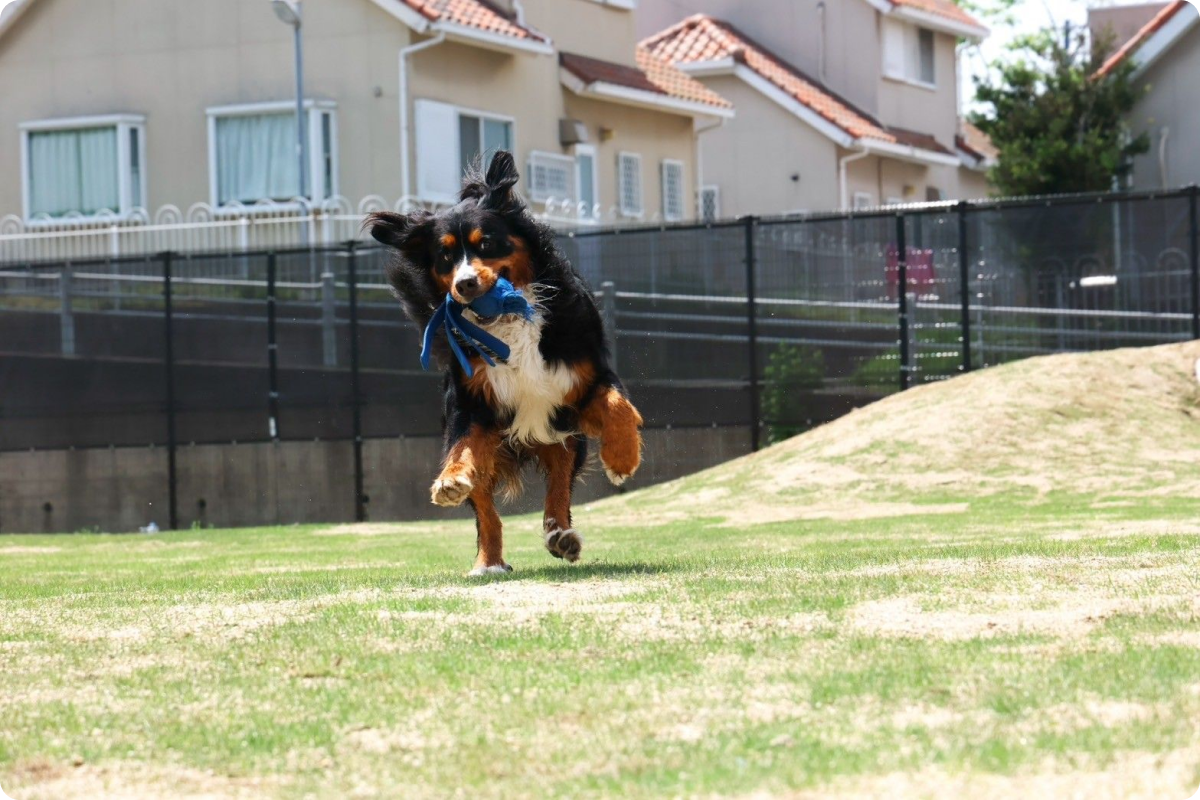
0,426,751,533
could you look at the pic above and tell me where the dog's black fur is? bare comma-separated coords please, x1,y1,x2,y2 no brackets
367,152,643,573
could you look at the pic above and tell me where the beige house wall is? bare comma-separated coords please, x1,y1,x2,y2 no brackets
562,95,699,221
875,32,959,146
692,74,838,217
0,0,703,220
521,0,640,66
1127,23,1200,191
0,0,413,213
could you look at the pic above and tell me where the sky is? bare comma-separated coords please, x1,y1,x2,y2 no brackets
961,0,1094,112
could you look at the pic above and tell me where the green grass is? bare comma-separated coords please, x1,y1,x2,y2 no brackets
3,492,1200,798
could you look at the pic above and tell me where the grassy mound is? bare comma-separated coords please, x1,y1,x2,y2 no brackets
590,341,1200,526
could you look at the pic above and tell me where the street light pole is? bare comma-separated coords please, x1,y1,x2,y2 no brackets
272,0,309,203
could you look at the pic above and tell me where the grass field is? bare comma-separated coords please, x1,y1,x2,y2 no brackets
3,343,1200,798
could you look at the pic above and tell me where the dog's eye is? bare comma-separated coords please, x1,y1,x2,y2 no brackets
478,238,493,255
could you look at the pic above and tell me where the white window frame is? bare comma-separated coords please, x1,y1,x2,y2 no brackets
573,143,600,221
852,191,873,210
881,19,936,90
585,0,637,8
414,99,516,205
660,159,685,222
19,114,147,222
527,150,578,205
699,184,720,222
205,100,339,210
617,151,643,219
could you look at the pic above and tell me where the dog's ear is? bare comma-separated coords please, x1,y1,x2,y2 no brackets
459,151,523,213
366,211,433,259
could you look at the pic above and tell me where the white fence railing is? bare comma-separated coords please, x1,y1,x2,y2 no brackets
0,195,657,264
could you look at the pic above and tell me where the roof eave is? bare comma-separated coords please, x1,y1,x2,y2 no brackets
559,68,734,119
863,138,961,167
675,57,739,77
889,5,989,41
0,0,34,45
435,21,553,55
1129,6,1198,79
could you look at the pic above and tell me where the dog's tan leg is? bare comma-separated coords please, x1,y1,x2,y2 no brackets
580,386,644,486
431,425,499,508
468,480,510,576
535,437,584,562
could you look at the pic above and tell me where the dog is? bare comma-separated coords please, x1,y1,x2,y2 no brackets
367,151,643,575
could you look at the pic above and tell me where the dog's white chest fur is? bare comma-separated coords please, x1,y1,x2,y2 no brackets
472,309,577,445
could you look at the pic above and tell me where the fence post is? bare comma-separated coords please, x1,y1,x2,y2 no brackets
59,264,75,356
161,251,179,532
1189,184,1199,341
601,280,618,372
743,215,761,452
321,271,337,367
896,212,910,391
347,241,366,523
957,201,972,373
267,252,280,441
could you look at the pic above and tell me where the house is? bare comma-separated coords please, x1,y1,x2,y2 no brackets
1095,0,1200,191
0,0,731,229
1089,2,1169,50
638,1,994,217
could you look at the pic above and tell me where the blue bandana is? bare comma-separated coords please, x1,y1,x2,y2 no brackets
420,278,533,377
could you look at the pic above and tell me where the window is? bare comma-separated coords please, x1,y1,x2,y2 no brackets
882,19,936,87
617,152,643,218
20,115,146,219
574,144,599,220
661,159,685,222
853,191,873,210
699,185,720,222
414,99,514,204
206,101,337,206
527,151,577,204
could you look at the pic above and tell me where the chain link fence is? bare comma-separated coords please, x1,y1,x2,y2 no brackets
2,187,1197,529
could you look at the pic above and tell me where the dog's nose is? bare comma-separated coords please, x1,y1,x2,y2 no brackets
455,275,480,298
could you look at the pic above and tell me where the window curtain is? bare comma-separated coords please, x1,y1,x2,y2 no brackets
216,113,299,205
28,127,119,217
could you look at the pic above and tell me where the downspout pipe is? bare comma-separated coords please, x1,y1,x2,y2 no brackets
694,115,725,217
839,146,870,210
400,32,447,204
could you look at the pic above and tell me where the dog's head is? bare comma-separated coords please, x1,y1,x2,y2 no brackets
368,151,537,320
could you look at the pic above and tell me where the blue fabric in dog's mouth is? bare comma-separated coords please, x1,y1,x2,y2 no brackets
420,278,533,377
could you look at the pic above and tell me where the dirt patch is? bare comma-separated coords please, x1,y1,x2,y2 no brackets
718,501,969,527
0,545,62,555
8,761,281,800
849,595,1127,640
805,749,1200,799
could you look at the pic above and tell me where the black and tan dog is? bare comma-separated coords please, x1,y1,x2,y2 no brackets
368,152,642,575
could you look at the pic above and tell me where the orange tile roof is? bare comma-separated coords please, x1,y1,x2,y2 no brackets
402,0,546,42
642,15,897,144
956,120,998,162
893,0,985,31
1095,0,1190,78
561,49,732,111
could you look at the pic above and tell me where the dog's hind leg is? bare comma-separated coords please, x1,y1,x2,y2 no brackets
580,386,644,486
535,436,586,563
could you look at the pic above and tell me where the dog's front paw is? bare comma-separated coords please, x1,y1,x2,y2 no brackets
468,563,513,577
544,519,583,563
431,473,473,507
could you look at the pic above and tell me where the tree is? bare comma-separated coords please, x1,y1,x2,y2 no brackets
970,26,1149,196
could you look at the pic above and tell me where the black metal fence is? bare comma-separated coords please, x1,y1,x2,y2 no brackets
2,187,1197,528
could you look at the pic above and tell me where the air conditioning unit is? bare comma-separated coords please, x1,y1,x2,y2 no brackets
559,118,588,147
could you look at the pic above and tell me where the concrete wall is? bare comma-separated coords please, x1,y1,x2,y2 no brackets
1128,23,1200,191
0,426,752,533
